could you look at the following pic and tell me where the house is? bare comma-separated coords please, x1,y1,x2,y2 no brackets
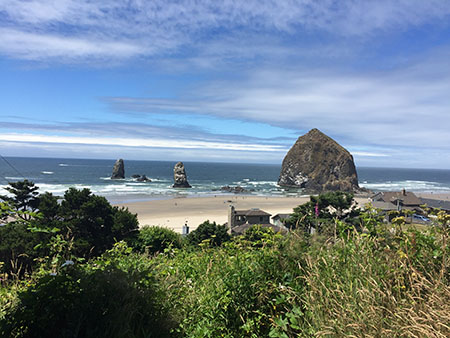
271,213,292,227
370,189,422,212
227,206,288,235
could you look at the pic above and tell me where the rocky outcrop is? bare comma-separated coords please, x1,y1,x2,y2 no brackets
278,129,359,192
111,159,125,179
173,162,191,188
220,185,249,193
132,174,151,182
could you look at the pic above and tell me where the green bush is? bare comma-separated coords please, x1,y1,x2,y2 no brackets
241,224,278,247
1,245,176,338
56,188,139,257
0,222,49,276
130,226,182,254
186,220,230,247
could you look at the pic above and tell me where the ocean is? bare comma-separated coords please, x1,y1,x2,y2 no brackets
1,157,450,203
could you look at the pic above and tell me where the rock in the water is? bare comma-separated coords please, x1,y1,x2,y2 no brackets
131,174,151,182
220,185,248,193
173,162,191,188
278,128,359,192
136,175,151,182
111,159,125,179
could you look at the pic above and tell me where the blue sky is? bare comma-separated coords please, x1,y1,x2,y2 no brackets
1,1,450,168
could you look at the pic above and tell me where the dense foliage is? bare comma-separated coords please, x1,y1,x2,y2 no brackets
285,191,360,233
129,225,182,254
1,244,176,338
0,182,139,276
185,220,231,247
1,184,449,337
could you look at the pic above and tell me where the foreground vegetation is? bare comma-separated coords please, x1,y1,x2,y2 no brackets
1,182,449,337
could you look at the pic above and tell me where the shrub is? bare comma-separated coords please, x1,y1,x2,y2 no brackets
241,224,278,247
130,226,182,254
186,220,230,247
0,221,49,277
1,246,176,338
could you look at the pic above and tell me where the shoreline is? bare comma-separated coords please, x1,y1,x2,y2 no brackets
115,194,370,233
115,192,450,233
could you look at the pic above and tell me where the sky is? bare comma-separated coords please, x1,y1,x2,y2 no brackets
1,1,450,168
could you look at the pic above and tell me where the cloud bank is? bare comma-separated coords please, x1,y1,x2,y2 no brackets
105,51,450,156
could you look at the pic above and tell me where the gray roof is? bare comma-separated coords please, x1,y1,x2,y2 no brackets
272,213,292,220
370,201,398,211
235,208,272,217
371,191,422,206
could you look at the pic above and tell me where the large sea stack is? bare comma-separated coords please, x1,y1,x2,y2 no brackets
278,128,359,192
111,159,125,179
173,162,191,188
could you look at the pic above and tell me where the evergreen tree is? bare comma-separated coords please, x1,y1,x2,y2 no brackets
0,180,40,221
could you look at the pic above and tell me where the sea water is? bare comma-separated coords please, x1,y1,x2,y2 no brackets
1,157,450,203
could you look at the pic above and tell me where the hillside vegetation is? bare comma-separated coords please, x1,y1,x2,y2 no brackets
0,181,449,337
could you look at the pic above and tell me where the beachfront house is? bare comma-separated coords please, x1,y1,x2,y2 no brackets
227,206,288,235
271,213,292,227
369,189,425,222
370,189,422,212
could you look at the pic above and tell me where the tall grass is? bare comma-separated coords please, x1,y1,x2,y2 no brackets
153,224,449,337
302,234,449,337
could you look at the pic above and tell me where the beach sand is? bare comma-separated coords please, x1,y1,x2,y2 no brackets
415,192,450,201
116,195,371,233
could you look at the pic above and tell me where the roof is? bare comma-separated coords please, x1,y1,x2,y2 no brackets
371,191,422,206
231,223,288,235
370,201,399,211
234,208,272,217
272,213,292,220
420,198,450,211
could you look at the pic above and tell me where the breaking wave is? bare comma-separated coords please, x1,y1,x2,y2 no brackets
360,180,450,192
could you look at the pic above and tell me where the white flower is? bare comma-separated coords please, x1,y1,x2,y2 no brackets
61,260,74,267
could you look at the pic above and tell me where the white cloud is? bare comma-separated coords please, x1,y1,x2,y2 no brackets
351,152,389,158
0,133,286,152
1,0,450,61
106,50,450,161
0,28,145,60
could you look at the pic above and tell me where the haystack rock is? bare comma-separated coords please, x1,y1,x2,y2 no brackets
278,129,359,192
111,159,125,179
173,162,191,188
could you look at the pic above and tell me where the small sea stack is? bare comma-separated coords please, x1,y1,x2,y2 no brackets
132,174,151,182
111,159,125,179
278,128,359,192
173,162,191,188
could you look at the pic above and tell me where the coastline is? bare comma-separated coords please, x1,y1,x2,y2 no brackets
115,194,371,233
115,192,450,233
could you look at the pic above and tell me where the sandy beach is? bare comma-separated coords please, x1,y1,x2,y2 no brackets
116,195,371,233
415,192,450,201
